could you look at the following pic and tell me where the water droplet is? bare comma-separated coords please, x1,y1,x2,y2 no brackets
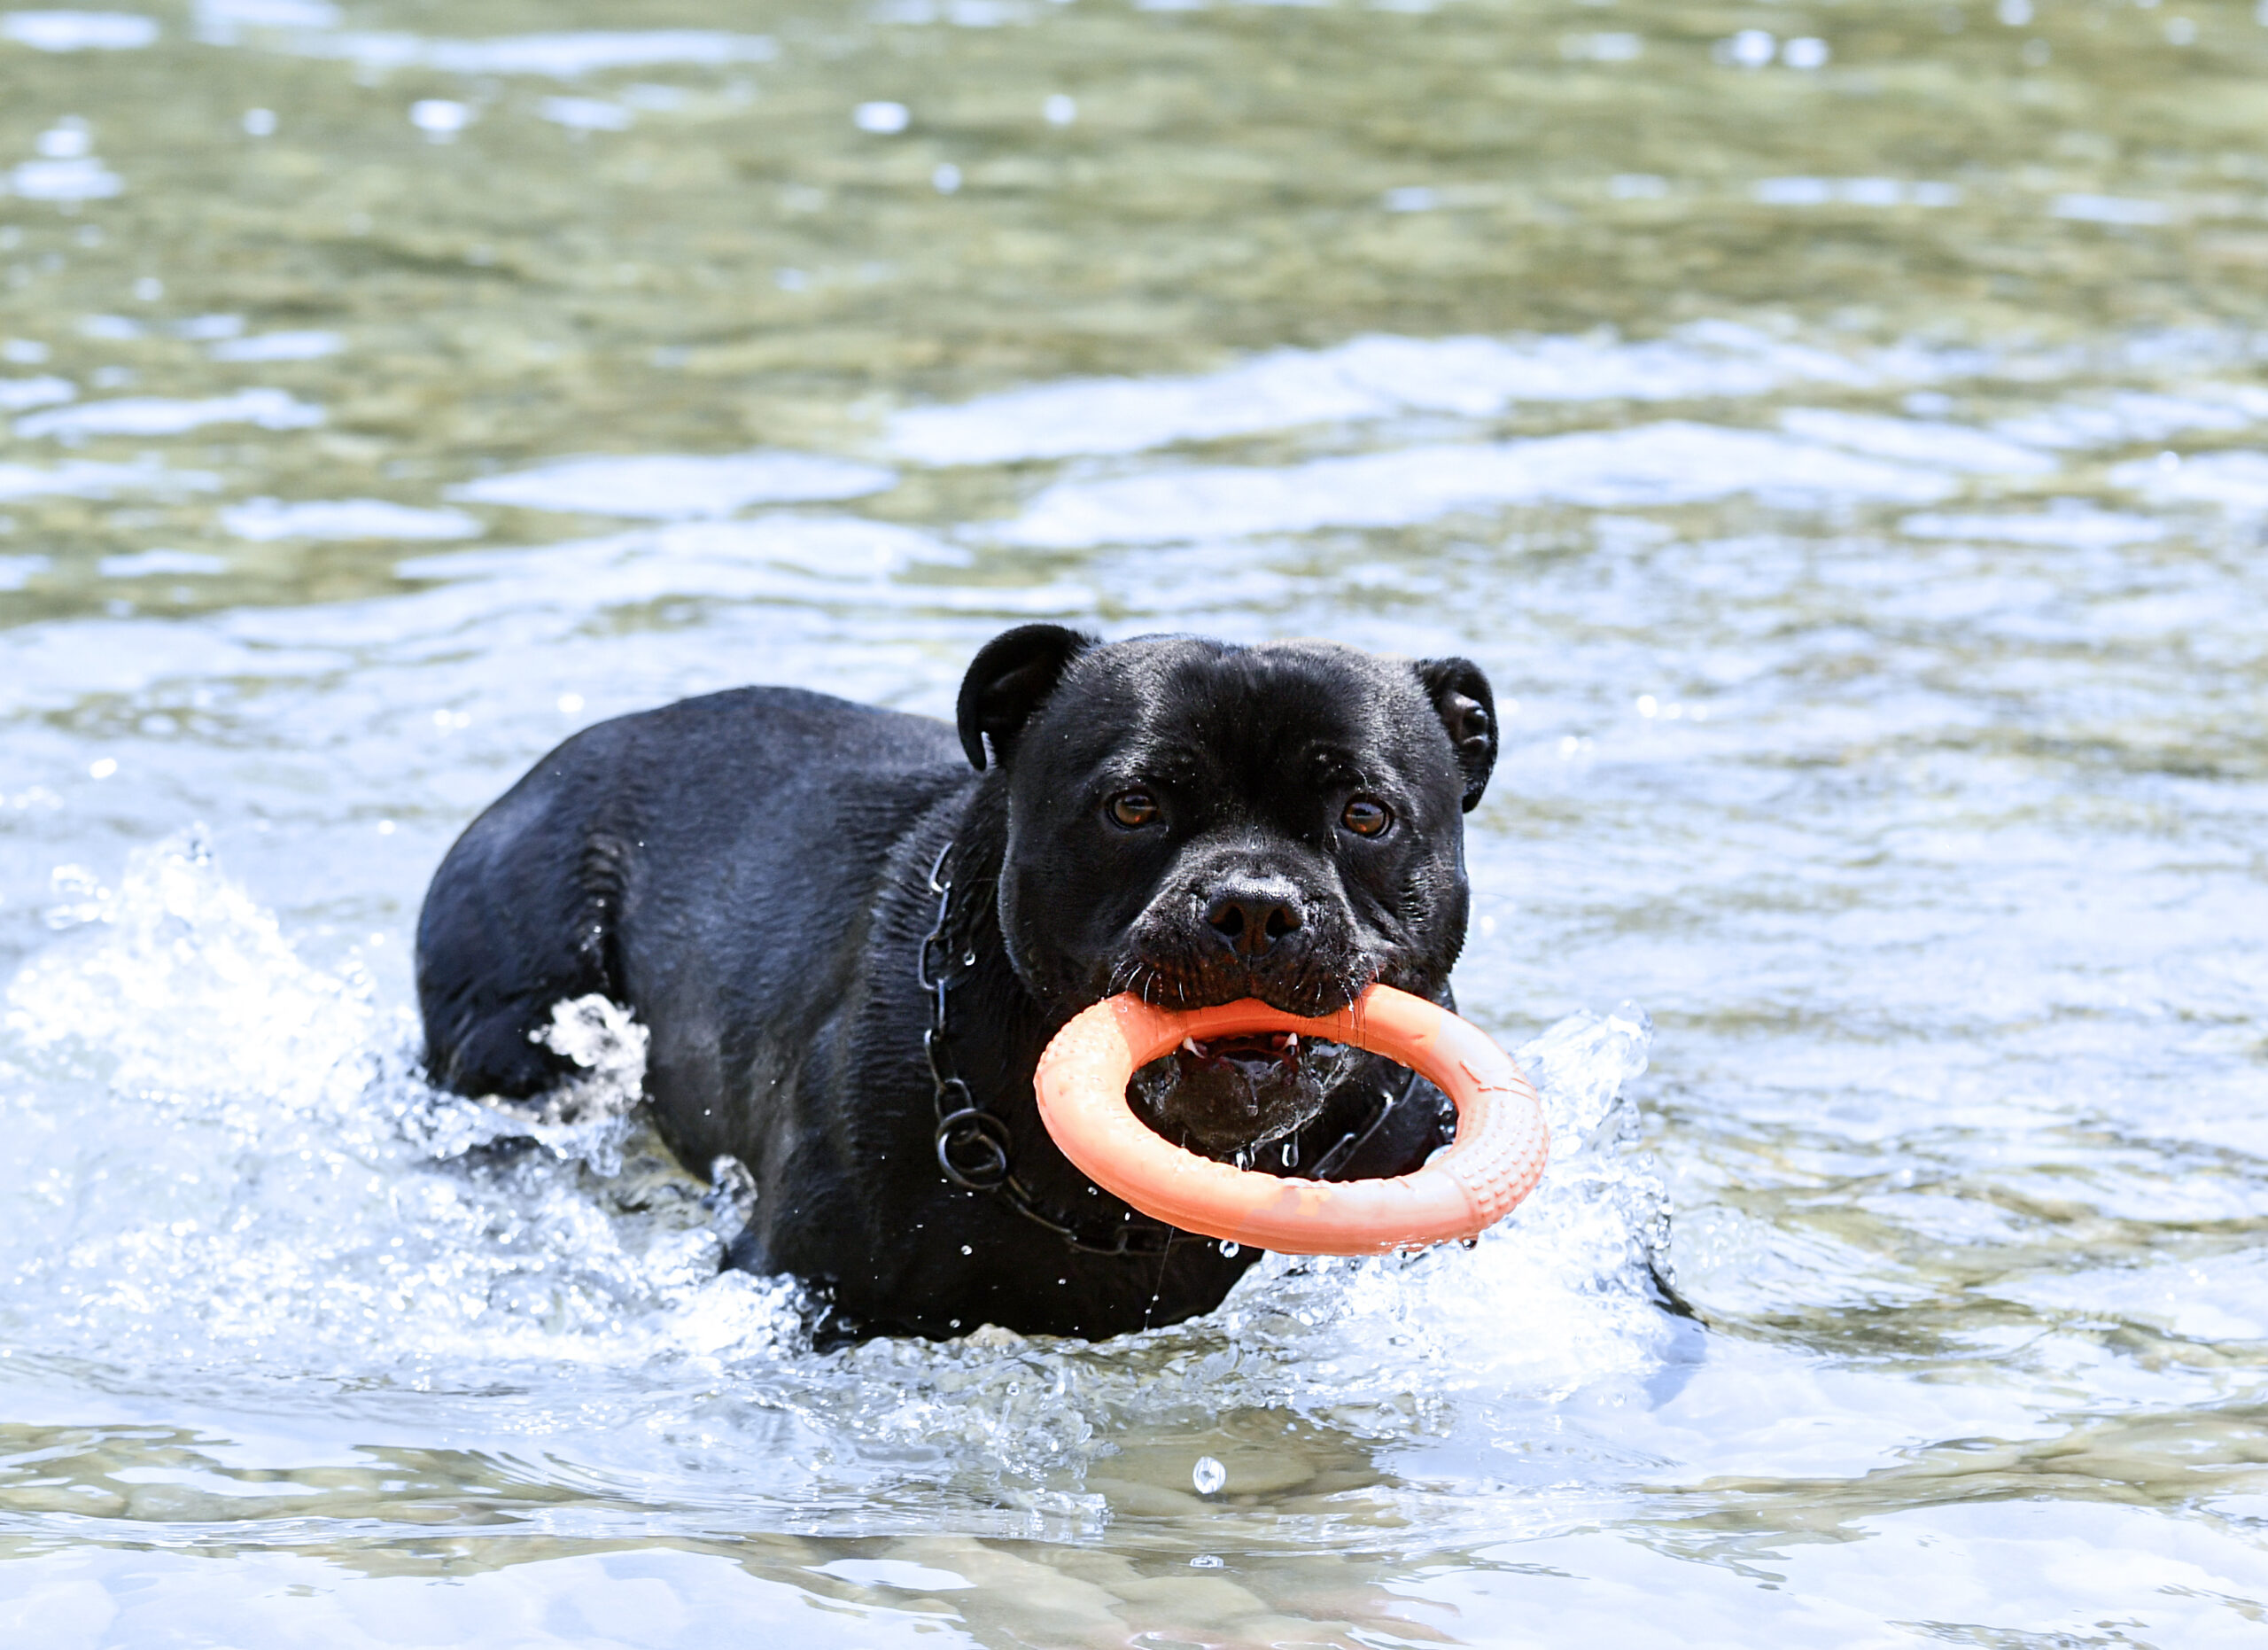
961,950,975,967
1192,1455,1226,1495
959,1244,972,1256
1218,1240,1239,1257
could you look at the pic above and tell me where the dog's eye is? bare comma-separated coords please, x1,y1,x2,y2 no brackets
1341,798,1393,838
1108,790,1161,829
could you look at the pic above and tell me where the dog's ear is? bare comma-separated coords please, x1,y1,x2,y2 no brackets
1415,658,1498,812
957,624,1097,771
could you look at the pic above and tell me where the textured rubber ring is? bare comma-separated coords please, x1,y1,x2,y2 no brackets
1033,984,1550,1256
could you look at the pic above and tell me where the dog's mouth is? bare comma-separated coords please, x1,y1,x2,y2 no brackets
1176,1030,1301,1077
1129,1031,1351,1163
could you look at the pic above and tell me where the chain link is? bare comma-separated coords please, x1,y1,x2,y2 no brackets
920,841,1176,1256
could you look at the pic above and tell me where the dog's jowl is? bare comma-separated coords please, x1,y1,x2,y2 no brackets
415,627,1499,1340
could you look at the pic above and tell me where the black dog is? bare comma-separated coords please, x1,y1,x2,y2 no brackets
416,626,1497,1341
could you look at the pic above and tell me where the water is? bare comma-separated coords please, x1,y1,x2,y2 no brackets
2,0,2265,1641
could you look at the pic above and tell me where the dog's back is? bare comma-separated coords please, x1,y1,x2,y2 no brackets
416,685,962,1103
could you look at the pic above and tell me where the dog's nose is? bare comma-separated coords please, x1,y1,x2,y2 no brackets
1203,883,1303,959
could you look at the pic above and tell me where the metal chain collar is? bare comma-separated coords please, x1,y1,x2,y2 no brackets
918,839,1424,1256
920,842,1177,1257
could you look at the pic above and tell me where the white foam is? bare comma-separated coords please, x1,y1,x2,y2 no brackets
5,156,123,200
2110,449,2268,511
4,830,371,1103
1,831,717,1366
0,11,159,51
1752,176,1960,207
871,0,1037,23
0,374,73,410
2052,192,2171,226
0,459,219,501
175,315,242,342
15,387,322,440
1781,408,2057,474
0,552,47,589
221,496,483,541
395,513,964,589
1900,506,2167,547
449,451,896,518
996,422,1955,547
1995,385,2268,449
539,96,633,132
277,29,780,78
190,0,338,32
207,329,342,362
97,548,229,576
886,325,1914,467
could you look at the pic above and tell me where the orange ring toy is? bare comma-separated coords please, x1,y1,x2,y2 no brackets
1033,984,1549,1256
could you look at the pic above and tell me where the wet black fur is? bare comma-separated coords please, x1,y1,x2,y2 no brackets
415,627,1499,1341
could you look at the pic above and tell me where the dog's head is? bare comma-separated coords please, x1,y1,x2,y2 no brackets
959,626,1497,1157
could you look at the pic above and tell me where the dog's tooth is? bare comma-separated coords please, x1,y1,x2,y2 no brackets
1182,1036,1203,1056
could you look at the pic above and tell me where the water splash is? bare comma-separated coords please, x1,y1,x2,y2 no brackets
0,830,791,1386
0,831,1676,1541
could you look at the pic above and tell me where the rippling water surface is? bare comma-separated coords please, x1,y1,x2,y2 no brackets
3,1,2266,1643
